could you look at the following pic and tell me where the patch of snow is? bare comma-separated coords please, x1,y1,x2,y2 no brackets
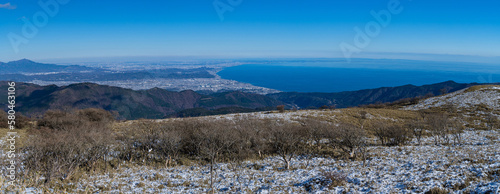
12,129,496,193
405,87,500,111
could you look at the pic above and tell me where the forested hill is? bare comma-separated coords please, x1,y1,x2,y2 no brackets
267,81,484,109
0,81,489,119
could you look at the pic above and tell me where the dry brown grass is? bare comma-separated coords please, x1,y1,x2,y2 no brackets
424,187,449,194
9,104,493,191
464,85,500,92
302,108,418,137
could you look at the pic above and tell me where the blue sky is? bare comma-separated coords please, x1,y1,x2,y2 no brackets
0,0,499,62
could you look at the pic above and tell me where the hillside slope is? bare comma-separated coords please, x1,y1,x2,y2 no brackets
0,82,282,119
268,81,483,108
405,85,500,111
1,81,496,120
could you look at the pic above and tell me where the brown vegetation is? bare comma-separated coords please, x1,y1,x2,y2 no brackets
267,120,304,169
328,123,366,160
277,105,285,113
486,112,499,130
16,104,483,190
320,170,347,189
24,108,114,184
0,110,31,129
372,121,412,146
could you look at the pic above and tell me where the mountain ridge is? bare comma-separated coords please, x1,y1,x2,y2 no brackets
0,80,494,119
0,59,215,82
0,81,281,119
0,59,94,74
267,80,485,109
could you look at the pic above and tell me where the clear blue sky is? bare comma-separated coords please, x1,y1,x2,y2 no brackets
1,0,499,62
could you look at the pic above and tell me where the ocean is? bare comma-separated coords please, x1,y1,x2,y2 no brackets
217,61,500,93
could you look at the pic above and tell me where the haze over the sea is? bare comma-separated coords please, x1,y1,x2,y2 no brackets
218,59,500,92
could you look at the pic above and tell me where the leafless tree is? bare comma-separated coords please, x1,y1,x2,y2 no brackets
267,120,304,170
372,121,390,145
154,123,183,167
329,123,366,160
372,121,411,146
299,118,330,150
193,120,237,192
407,118,425,145
449,117,465,145
425,113,450,145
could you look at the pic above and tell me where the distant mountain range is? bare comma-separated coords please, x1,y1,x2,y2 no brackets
268,81,484,109
0,82,280,119
0,59,215,82
0,81,490,119
0,59,93,74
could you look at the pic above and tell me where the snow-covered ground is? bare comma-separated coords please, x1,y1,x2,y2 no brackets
405,86,500,111
18,129,499,194
4,85,500,193
211,110,340,121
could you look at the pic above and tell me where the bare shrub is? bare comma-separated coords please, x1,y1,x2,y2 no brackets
372,122,411,146
37,108,113,130
425,113,464,145
449,118,465,145
0,110,7,128
118,121,183,166
182,119,237,192
127,118,243,192
320,170,347,188
119,117,269,193
388,125,412,146
328,123,366,160
77,108,114,123
277,105,285,113
14,113,31,129
36,110,80,130
0,110,32,129
230,117,269,160
425,113,450,145
299,118,331,150
267,119,304,170
356,111,368,129
24,108,114,184
486,112,499,130
372,121,390,145
158,126,183,167
301,170,347,192
407,116,426,145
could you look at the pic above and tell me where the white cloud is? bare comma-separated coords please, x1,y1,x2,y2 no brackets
0,2,16,9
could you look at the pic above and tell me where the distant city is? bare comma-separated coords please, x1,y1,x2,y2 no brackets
0,59,280,94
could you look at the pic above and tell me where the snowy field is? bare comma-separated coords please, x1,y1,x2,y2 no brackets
4,86,500,193
405,86,500,111
17,129,498,193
